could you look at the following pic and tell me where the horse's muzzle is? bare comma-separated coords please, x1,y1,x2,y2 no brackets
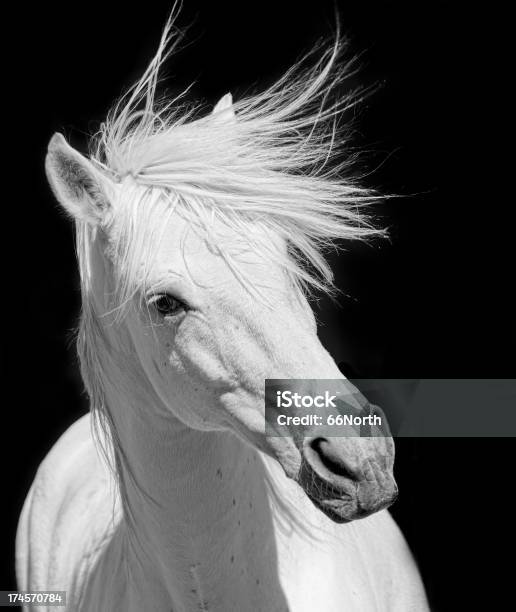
299,435,398,523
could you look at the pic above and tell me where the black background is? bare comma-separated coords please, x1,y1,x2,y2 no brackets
2,1,514,610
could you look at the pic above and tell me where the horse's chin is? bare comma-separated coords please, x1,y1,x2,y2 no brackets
304,481,398,523
305,492,371,523
300,466,398,523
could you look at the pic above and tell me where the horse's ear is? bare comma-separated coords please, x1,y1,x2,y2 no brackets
45,133,113,225
212,93,236,123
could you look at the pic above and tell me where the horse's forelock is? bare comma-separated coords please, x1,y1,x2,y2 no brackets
85,10,384,303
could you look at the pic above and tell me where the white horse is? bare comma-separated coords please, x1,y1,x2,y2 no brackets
16,16,428,612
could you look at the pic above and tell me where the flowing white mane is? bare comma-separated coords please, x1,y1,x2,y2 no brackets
86,12,383,302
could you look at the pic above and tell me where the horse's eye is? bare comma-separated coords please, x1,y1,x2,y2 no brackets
152,294,184,316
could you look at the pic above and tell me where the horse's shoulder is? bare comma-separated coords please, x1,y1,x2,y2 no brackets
16,413,120,600
30,412,110,512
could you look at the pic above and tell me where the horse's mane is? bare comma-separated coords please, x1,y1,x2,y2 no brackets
87,10,383,303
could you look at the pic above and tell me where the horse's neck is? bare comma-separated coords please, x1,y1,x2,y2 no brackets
115,403,292,611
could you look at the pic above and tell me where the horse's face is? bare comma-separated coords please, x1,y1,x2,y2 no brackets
46,130,397,523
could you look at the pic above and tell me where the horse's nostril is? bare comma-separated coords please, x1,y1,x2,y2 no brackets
309,437,357,480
